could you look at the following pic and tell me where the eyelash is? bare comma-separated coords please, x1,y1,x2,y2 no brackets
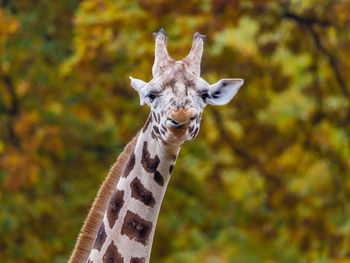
146,93,157,103
201,92,209,102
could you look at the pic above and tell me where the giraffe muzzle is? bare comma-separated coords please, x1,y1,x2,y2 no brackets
166,108,198,129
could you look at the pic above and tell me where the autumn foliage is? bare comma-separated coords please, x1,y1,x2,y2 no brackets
1,1,350,262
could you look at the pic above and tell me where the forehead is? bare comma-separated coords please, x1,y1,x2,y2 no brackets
151,62,200,91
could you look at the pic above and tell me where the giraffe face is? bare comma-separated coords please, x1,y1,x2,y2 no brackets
130,62,243,143
130,30,244,144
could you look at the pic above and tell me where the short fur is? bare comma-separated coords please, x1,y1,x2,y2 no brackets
68,132,140,263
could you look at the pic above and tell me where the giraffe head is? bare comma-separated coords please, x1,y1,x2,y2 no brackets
130,29,244,144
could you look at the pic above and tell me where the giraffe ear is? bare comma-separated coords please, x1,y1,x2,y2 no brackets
130,77,148,105
207,79,244,106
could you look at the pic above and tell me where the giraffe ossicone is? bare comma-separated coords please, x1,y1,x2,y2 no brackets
69,29,244,263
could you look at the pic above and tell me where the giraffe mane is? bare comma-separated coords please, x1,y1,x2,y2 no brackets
68,131,141,263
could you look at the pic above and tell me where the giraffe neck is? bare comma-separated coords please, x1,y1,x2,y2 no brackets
88,115,181,263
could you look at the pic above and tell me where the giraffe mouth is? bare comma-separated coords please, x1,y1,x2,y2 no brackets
167,118,186,128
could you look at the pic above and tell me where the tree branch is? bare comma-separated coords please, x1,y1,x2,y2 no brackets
281,10,332,28
309,27,350,100
310,36,325,125
2,75,19,115
0,75,20,147
280,8,350,101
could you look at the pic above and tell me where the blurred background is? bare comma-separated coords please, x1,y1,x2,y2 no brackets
1,0,350,262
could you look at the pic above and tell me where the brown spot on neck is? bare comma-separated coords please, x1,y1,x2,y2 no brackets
191,127,199,139
151,130,158,140
122,151,136,178
130,177,156,207
152,112,157,123
153,125,160,135
153,171,164,186
93,222,106,252
169,165,174,174
130,257,146,263
121,210,152,246
103,241,123,263
141,141,164,186
141,141,160,173
107,190,124,228
142,116,152,133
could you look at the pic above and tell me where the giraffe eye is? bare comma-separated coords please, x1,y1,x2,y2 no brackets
146,93,157,103
201,92,209,102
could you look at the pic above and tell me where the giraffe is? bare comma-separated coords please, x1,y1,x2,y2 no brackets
68,29,244,263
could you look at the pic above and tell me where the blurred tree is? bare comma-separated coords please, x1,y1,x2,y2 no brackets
1,0,350,262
